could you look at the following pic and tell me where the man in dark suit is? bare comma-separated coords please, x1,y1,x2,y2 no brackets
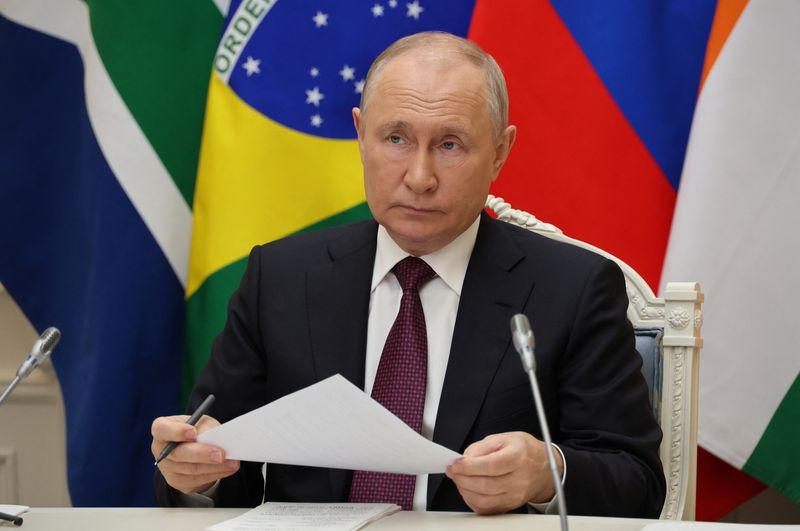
152,31,665,517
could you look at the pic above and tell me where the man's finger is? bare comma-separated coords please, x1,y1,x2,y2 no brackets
193,415,221,434
456,487,511,515
151,416,197,443
162,442,226,465
449,446,518,477
462,436,505,458
447,471,509,497
170,467,239,484
162,459,239,477
165,468,239,495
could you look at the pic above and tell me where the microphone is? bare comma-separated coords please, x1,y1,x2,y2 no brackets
510,314,568,530
0,327,61,406
510,314,536,373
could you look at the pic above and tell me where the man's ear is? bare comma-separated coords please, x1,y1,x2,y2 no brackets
492,125,517,180
352,107,364,149
352,107,366,159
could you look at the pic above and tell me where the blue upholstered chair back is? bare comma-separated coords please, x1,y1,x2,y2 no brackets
634,326,664,421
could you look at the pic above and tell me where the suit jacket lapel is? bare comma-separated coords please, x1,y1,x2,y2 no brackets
306,221,377,389
428,213,536,506
305,221,377,500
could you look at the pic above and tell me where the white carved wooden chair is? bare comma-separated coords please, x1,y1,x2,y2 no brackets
486,194,703,520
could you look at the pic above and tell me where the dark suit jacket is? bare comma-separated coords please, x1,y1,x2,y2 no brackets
155,212,665,517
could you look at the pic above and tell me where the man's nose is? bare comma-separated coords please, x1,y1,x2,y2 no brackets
404,148,437,194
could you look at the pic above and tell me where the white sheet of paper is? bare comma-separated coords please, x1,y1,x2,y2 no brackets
206,502,400,531
0,505,28,517
198,374,462,474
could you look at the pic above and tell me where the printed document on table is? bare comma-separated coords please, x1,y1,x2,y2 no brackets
206,502,400,531
642,523,800,530
198,374,462,474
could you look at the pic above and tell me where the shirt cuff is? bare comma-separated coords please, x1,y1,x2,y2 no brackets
172,480,220,508
527,444,567,514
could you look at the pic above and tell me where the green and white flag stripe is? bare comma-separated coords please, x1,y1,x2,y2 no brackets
1,0,222,285
744,378,800,501
82,0,223,208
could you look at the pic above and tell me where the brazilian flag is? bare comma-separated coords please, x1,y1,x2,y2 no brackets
184,0,475,399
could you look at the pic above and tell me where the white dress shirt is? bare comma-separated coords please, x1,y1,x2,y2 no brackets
365,217,481,511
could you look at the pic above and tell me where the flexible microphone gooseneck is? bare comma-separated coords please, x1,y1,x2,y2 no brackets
510,314,568,531
0,327,61,407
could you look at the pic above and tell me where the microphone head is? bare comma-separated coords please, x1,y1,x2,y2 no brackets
39,327,61,353
16,327,61,380
31,327,61,362
510,314,535,352
510,314,536,372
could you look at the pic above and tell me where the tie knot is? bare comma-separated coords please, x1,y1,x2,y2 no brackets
393,256,436,292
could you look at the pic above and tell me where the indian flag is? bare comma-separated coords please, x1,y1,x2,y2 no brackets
662,0,800,506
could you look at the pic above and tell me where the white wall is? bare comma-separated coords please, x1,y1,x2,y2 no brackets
0,282,70,506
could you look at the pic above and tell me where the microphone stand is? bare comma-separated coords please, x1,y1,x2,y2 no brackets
0,374,24,407
525,366,568,531
511,314,568,531
0,327,61,527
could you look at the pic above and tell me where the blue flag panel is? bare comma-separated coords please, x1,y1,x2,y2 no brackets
0,17,183,506
224,0,475,139
551,0,717,189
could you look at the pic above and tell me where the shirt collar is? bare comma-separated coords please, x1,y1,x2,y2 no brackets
371,216,481,296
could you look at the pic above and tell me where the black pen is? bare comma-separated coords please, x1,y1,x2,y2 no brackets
0,511,23,526
154,394,216,465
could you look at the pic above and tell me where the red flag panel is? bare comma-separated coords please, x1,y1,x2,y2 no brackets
469,0,676,290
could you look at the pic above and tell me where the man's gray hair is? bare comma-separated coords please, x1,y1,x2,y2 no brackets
359,32,509,138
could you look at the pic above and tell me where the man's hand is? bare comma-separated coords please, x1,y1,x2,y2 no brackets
151,415,240,494
445,431,563,515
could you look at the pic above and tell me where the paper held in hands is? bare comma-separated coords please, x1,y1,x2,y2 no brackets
197,374,462,474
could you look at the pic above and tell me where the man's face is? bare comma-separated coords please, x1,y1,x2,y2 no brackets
353,55,516,256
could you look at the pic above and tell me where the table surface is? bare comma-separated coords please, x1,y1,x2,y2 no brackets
18,507,656,531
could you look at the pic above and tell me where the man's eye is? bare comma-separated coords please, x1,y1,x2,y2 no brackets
388,135,404,144
442,141,458,150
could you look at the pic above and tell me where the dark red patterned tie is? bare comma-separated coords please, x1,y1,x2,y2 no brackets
348,256,436,510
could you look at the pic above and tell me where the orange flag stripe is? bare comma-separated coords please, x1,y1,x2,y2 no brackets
700,0,750,90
